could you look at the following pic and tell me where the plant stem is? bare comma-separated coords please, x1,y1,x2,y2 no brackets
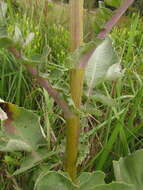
65,116,80,181
7,48,72,119
65,0,84,181
79,0,135,68
65,69,84,181
69,0,83,51
97,0,135,39
70,69,85,108
26,65,73,119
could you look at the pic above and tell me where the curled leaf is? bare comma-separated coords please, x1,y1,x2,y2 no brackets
85,36,119,94
23,32,35,47
105,63,123,81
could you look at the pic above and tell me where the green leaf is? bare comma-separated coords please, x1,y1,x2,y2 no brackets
34,170,135,190
105,63,123,81
0,36,15,48
105,0,123,8
34,171,77,190
0,100,45,152
113,149,143,190
78,171,105,190
85,36,119,93
91,92,116,107
90,182,134,190
0,139,34,152
67,41,95,69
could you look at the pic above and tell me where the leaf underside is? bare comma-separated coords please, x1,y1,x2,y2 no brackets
85,36,119,94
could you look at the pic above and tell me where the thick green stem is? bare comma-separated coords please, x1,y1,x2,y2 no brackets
70,0,83,51
65,0,84,181
65,116,80,181
70,69,85,108
65,69,84,181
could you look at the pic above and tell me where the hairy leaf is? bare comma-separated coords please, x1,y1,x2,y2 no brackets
34,171,77,190
85,37,119,94
78,171,105,189
23,32,35,47
34,170,135,190
90,182,134,190
0,100,45,152
105,63,123,81
113,149,143,190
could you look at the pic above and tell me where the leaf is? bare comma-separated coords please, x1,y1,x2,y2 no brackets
85,37,119,93
13,149,57,176
91,92,116,107
113,149,143,190
67,41,95,69
0,36,15,48
34,171,77,190
0,100,45,152
105,0,123,8
105,63,123,81
34,170,135,190
23,32,35,47
0,139,32,152
78,171,105,190
90,182,134,190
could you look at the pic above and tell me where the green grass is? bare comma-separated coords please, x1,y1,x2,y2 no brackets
0,1,143,189
80,12,143,181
